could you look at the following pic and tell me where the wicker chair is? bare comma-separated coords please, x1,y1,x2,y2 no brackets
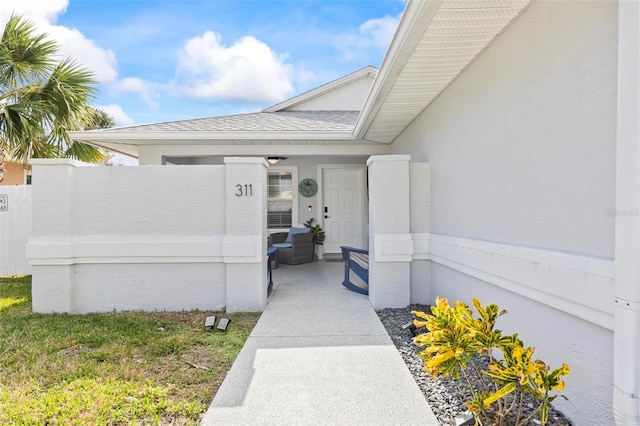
269,229,314,265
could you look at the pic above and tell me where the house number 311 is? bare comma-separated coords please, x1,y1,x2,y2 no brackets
235,184,253,197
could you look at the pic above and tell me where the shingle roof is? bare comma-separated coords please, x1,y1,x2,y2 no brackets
98,111,360,133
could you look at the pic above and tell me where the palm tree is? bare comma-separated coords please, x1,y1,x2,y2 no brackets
0,14,105,183
85,108,115,130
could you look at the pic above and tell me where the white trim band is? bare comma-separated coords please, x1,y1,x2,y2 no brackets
374,234,414,262
27,235,263,265
425,233,614,330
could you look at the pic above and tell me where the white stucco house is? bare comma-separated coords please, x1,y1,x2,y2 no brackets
26,0,640,424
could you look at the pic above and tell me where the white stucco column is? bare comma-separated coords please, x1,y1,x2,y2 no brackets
367,155,414,309
27,159,85,313
614,2,640,423
409,162,431,304
223,157,268,312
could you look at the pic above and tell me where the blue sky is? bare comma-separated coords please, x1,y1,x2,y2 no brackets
1,1,405,127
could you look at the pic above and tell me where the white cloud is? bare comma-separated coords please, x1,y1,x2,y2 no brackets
112,77,159,109
292,66,319,88
173,31,294,103
0,2,157,106
0,0,68,24
334,14,400,61
96,104,135,127
360,15,399,47
47,25,119,82
0,2,118,83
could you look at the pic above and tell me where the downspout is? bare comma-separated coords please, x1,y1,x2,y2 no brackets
614,1,640,424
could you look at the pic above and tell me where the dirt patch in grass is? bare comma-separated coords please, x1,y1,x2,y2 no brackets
0,276,261,425
54,344,97,357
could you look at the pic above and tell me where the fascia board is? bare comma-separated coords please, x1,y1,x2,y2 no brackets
354,0,444,141
69,130,356,143
135,143,392,157
74,142,390,161
263,66,378,112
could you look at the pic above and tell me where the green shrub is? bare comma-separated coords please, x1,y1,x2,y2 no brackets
413,297,570,425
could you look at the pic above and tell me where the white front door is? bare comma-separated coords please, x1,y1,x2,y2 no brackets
322,168,366,254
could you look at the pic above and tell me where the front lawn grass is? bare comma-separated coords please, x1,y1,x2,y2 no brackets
0,275,261,425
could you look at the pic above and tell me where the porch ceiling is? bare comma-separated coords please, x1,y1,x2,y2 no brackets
356,0,534,144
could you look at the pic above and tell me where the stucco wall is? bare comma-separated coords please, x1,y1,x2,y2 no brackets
289,75,374,111
28,159,268,314
74,263,226,312
430,263,614,424
391,1,618,424
73,166,226,236
394,0,617,259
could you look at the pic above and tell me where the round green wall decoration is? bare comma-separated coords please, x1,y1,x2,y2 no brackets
298,178,318,197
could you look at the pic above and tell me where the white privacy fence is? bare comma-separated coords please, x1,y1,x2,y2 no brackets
0,185,32,276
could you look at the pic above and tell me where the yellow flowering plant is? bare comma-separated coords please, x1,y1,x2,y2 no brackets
413,297,569,426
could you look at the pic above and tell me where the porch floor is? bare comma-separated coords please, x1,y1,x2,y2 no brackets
202,261,438,425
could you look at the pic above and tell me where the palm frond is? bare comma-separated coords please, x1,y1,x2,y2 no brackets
63,141,105,163
7,131,57,164
0,14,57,87
1,15,101,169
42,59,96,138
83,107,115,130
1,101,42,147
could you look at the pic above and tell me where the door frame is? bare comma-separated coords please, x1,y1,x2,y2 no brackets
316,164,368,259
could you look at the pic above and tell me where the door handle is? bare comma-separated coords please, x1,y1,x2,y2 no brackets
325,215,330,219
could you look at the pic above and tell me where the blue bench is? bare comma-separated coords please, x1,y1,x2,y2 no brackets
340,246,369,295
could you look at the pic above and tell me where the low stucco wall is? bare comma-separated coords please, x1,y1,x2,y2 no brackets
28,158,268,314
73,263,226,312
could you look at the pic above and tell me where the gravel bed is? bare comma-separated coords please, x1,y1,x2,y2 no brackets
377,305,573,426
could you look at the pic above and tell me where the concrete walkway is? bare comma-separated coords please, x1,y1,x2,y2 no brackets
202,261,438,425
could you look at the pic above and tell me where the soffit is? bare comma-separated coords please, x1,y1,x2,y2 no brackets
360,0,533,143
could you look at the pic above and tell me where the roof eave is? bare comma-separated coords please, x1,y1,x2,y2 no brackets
355,0,533,144
68,130,356,143
354,0,443,142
